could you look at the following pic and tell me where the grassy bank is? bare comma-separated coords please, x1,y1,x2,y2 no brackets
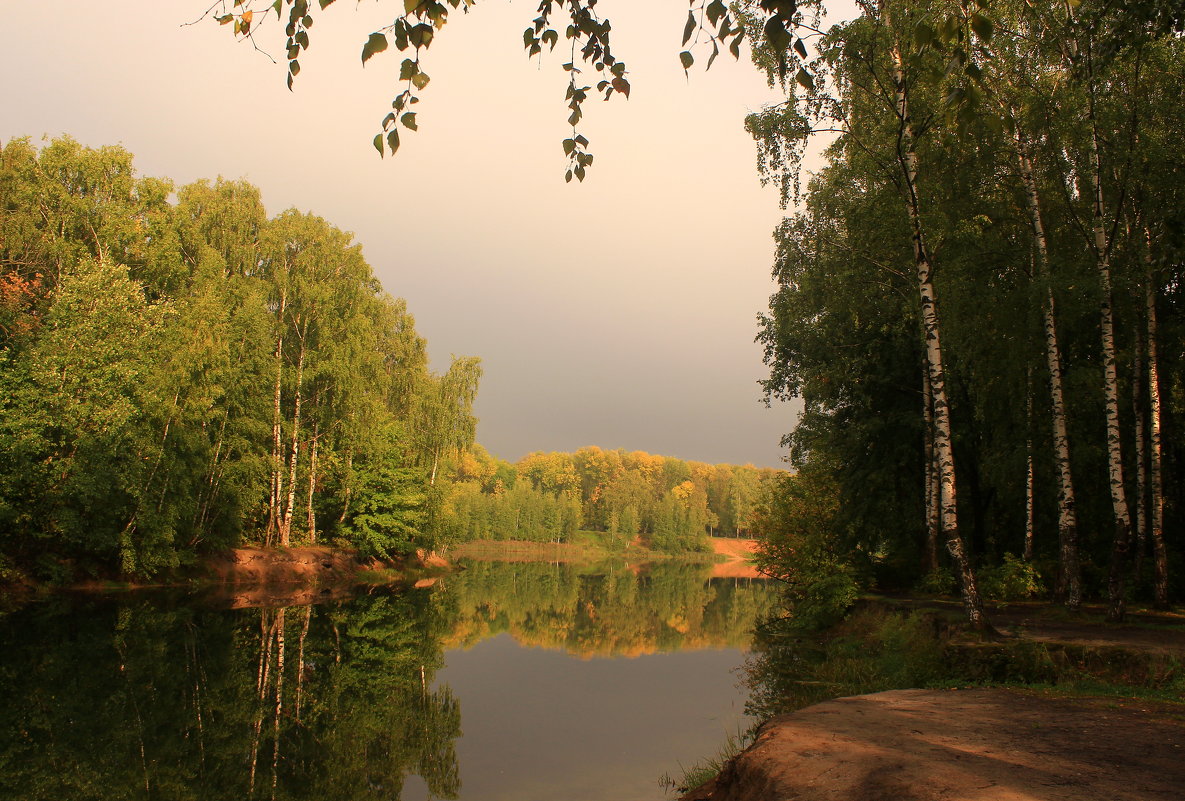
746,601,1185,719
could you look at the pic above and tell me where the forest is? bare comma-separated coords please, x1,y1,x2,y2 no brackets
435,446,779,552
747,0,1184,622
0,138,778,581
0,137,482,579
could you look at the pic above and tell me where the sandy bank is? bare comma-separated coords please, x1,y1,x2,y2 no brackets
682,688,1184,801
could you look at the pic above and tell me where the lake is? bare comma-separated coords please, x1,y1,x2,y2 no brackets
0,559,777,801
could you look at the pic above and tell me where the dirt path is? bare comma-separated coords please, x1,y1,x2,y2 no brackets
684,688,1185,801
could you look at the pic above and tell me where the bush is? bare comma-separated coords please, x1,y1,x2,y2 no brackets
753,464,861,630
917,567,956,596
979,553,1043,601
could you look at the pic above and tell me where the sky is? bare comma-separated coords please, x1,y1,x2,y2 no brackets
1,1,834,468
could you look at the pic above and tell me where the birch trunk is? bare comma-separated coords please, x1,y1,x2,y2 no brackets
1013,130,1081,608
1088,89,1133,623
306,421,319,544
884,7,989,630
279,328,306,548
923,365,940,573
267,291,287,546
1144,241,1168,607
271,607,286,799
267,335,284,547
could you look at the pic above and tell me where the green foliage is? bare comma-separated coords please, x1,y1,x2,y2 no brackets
433,446,781,554
0,137,475,578
0,593,461,799
754,465,861,631
917,567,957,596
979,553,1044,602
751,0,1185,608
339,462,427,559
745,606,949,718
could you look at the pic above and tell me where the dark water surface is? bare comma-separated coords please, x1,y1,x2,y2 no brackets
0,560,776,801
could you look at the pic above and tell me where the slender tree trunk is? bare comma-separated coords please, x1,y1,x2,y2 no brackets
193,409,230,545
1013,129,1081,608
267,331,285,546
1144,240,1168,608
280,332,306,547
923,364,940,573
884,10,989,630
295,606,311,722
1132,319,1148,584
271,607,286,800
337,448,353,525
306,422,319,544
1024,369,1035,562
1087,87,1133,623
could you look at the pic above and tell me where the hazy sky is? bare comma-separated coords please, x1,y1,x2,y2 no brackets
2,1,834,468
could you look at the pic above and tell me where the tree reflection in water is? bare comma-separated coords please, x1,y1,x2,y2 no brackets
0,562,777,800
0,590,460,800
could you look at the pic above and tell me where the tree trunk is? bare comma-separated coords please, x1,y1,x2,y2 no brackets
267,334,285,546
1144,239,1168,608
337,448,354,525
271,607,286,799
884,9,989,630
1013,129,1081,608
1088,86,1132,623
280,327,306,547
1132,319,1148,584
1024,369,1035,562
923,364,940,573
306,420,319,544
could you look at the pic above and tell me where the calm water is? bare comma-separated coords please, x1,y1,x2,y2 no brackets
0,560,776,801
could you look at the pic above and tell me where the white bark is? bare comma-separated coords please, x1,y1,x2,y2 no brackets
883,4,987,629
1013,130,1081,608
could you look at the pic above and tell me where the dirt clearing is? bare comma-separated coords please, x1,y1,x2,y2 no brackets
683,688,1184,801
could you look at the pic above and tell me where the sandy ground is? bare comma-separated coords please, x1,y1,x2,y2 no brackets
683,688,1185,801
709,538,763,579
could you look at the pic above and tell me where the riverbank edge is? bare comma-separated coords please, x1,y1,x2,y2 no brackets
0,545,447,612
0,535,762,611
678,686,1185,801
677,600,1185,801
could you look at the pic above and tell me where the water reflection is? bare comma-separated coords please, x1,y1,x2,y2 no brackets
0,561,776,800
0,592,460,801
445,560,775,657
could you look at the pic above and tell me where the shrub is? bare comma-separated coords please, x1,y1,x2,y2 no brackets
979,553,1043,601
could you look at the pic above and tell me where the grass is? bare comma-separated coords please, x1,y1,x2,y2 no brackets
658,726,756,796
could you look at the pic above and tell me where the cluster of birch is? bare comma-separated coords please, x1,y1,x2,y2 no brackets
753,0,1183,621
0,137,479,578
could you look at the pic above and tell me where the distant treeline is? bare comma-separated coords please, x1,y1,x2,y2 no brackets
0,137,480,579
434,446,782,553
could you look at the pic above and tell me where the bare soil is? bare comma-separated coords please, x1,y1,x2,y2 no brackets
203,545,379,585
709,538,762,579
683,688,1185,801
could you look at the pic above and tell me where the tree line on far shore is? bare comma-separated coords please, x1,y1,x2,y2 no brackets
434,446,780,553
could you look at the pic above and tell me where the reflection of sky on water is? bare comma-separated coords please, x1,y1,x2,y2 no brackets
403,632,751,801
